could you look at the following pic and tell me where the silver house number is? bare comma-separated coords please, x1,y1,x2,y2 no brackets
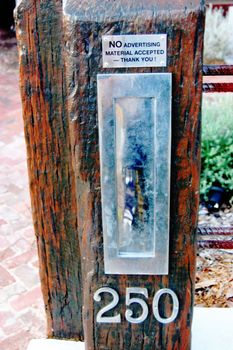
97,73,172,275
94,287,179,324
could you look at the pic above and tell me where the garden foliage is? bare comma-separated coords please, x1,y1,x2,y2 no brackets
200,94,233,198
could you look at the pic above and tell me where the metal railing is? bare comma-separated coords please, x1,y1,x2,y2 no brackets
203,65,233,93
197,226,233,249
198,61,233,248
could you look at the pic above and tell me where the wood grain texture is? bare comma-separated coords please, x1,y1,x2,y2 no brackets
15,0,83,340
64,1,205,349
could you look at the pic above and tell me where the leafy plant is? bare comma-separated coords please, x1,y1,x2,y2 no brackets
200,94,233,199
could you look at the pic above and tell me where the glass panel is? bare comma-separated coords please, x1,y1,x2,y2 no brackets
115,97,156,257
97,72,171,275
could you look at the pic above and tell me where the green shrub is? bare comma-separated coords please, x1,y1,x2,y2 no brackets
200,94,233,199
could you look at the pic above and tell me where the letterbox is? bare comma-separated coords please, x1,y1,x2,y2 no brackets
16,0,205,348
98,72,171,275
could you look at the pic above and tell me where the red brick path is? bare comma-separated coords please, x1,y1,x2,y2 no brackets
0,40,46,350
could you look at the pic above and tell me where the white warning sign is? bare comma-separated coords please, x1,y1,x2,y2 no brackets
102,34,167,68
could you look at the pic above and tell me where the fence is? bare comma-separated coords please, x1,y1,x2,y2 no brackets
198,62,233,248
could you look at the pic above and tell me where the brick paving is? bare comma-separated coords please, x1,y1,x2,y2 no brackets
0,35,46,350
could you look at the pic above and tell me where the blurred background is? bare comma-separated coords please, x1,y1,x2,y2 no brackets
0,2,233,349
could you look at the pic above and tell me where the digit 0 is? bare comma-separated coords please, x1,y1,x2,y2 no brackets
152,288,179,324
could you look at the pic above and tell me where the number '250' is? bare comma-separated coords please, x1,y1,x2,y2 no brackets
94,287,179,324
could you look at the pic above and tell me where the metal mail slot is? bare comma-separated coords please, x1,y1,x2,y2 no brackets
97,73,172,275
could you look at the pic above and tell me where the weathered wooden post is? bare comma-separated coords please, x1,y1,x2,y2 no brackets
16,0,205,348
64,0,205,349
14,0,83,340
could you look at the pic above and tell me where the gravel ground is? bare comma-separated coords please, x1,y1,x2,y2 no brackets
196,204,233,308
198,205,233,227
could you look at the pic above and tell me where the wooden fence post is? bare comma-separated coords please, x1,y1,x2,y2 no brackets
15,0,83,340
16,0,205,347
64,0,205,349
